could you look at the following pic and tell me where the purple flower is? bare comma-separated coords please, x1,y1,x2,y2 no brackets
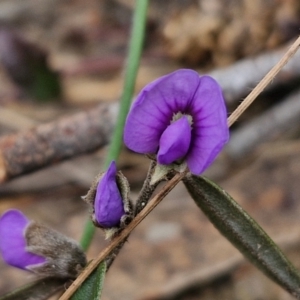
0,210,45,270
124,69,229,175
94,161,125,228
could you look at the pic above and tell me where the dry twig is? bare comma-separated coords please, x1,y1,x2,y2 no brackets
0,108,101,192
0,103,118,183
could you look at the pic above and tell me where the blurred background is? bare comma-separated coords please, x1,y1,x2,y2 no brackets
1,0,300,299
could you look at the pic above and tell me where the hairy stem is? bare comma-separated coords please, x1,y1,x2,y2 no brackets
135,160,160,215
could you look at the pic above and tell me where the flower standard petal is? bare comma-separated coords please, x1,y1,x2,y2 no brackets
94,161,125,228
124,69,200,153
0,210,46,270
157,116,191,165
187,75,229,174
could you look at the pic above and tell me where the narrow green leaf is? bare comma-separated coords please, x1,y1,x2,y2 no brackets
71,262,107,300
80,0,149,252
183,174,300,298
0,277,65,300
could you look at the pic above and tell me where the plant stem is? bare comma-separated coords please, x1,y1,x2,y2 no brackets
134,160,158,215
105,0,148,164
80,0,149,251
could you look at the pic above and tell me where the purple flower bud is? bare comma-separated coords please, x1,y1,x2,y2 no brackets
124,69,229,175
0,209,86,278
94,161,125,228
0,210,46,270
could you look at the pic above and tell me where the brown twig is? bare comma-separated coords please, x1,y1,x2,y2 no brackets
58,170,187,300
0,103,118,183
227,35,300,127
0,108,102,192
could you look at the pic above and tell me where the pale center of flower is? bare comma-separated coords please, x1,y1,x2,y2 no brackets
157,115,192,165
171,112,193,126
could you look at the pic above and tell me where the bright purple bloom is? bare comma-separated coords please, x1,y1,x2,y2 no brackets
124,69,229,174
94,161,125,227
0,210,46,270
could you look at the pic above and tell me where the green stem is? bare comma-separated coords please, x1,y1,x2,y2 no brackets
80,220,96,251
80,0,149,251
105,0,148,164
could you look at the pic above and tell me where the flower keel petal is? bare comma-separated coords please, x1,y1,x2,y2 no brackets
158,116,191,165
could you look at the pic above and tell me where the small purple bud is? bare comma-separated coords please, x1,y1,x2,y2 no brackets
83,161,133,236
0,210,45,270
94,161,125,228
157,116,191,165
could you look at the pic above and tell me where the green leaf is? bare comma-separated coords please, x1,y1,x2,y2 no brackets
71,262,107,300
0,277,65,300
80,0,149,252
183,174,300,298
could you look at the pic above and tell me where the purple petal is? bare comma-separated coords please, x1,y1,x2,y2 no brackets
95,161,125,228
0,210,46,270
187,76,229,174
157,116,191,165
124,69,200,153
